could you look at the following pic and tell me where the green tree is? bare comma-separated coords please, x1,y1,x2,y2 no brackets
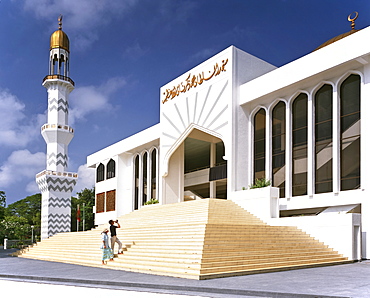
0,215,29,241
0,191,6,220
71,188,95,232
6,193,41,226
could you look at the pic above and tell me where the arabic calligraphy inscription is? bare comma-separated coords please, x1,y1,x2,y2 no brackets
162,59,228,104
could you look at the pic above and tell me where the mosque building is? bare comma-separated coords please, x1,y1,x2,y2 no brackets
87,13,370,260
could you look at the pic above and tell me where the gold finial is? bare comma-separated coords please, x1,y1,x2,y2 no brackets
58,14,63,30
348,11,358,31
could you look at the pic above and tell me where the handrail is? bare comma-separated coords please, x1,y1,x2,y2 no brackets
43,75,75,86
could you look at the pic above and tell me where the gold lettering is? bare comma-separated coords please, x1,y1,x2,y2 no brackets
162,58,228,104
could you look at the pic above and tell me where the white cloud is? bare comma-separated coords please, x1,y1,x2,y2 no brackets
73,164,95,195
21,0,138,49
0,89,43,147
0,150,45,188
69,76,127,125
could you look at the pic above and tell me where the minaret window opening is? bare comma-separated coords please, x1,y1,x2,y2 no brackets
253,108,266,182
50,52,69,78
292,93,308,196
107,159,116,179
340,74,361,190
97,163,105,182
315,85,333,194
60,54,66,77
272,101,286,198
52,54,59,75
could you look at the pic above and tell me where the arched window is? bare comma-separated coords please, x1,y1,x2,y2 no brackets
150,149,157,200
96,163,105,183
106,159,116,179
272,101,286,197
340,74,361,190
134,155,139,210
253,109,266,183
292,93,308,196
142,152,148,205
315,85,333,193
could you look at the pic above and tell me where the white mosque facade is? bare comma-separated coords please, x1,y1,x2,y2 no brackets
87,23,370,261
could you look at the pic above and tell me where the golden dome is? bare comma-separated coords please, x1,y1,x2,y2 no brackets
50,15,69,52
314,12,360,51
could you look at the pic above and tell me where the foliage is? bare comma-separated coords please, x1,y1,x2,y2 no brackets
0,191,5,207
0,215,30,241
0,191,6,221
71,188,95,232
249,178,271,189
6,193,41,226
144,198,159,205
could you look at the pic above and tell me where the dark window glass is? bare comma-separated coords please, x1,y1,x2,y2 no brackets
96,163,105,183
315,85,333,194
134,155,139,210
106,159,115,179
151,149,157,200
340,74,360,191
254,109,266,182
142,153,148,205
216,142,226,166
272,101,286,197
292,94,308,196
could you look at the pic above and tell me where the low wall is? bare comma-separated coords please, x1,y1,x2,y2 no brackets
229,187,280,221
267,213,361,261
229,187,361,261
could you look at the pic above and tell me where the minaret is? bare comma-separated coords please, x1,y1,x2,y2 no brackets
36,16,78,239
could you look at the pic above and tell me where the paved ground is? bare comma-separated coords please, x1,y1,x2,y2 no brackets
1,248,370,298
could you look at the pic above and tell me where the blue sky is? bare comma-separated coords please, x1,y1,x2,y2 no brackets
1,0,369,205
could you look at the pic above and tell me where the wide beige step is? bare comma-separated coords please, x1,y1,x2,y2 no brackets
17,198,349,279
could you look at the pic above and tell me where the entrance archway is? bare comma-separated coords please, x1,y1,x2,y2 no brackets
162,126,227,204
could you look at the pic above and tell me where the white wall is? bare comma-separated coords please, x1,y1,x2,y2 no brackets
268,213,361,261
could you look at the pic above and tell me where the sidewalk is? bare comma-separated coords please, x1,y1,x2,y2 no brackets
1,248,370,297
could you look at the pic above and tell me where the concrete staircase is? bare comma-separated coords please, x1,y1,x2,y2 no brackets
16,199,349,279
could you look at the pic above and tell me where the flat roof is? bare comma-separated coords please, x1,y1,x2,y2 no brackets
240,25,370,104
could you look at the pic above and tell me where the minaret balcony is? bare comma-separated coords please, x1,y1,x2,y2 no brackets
43,74,75,86
36,170,78,179
41,124,74,145
41,124,74,133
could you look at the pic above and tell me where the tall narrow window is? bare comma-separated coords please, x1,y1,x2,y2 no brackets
96,163,105,182
315,85,333,193
292,94,308,196
106,159,115,179
96,192,105,213
134,155,139,210
340,74,361,190
106,190,116,212
272,101,286,197
150,149,157,200
253,109,266,182
142,152,148,205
